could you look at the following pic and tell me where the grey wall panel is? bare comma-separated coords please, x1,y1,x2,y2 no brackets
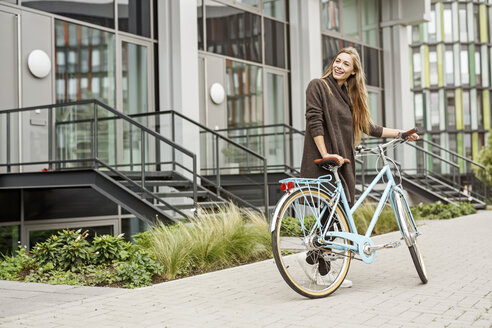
0,9,20,171
205,55,227,130
0,10,19,111
20,11,53,169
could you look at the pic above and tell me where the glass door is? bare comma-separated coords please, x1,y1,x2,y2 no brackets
116,37,153,170
264,69,289,170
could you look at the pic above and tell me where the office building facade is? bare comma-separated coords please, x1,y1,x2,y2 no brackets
0,0,429,254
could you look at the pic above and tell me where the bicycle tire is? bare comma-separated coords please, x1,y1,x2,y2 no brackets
271,188,352,298
394,191,428,284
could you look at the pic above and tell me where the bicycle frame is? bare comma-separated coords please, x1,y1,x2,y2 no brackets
271,140,420,264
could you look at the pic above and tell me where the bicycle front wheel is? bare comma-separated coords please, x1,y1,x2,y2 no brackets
394,191,428,284
271,188,352,298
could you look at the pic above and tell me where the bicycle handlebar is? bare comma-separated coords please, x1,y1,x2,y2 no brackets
356,127,419,155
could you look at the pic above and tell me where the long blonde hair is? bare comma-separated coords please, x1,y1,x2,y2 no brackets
321,47,373,145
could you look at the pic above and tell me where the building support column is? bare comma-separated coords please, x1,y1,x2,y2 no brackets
158,0,200,175
381,0,430,168
289,0,322,132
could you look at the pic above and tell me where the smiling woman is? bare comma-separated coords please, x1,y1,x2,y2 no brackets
299,47,418,287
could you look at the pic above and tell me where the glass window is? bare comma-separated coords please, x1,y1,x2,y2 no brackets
429,47,438,86
464,133,472,157
461,48,469,85
121,41,149,167
459,5,468,42
0,190,20,222
428,8,437,43
321,0,340,32
474,4,480,42
226,60,263,128
445,47,454,86
342,0,359,37
205,0,262,63
477,90,484,129
236,0,258,7
475,49,481,85
24,188,118,220
363,46,379,87
414,93,424,129
431,134,441,173
263,0,285,20
117,0,151,38
443,5,453,42
55,20,116,107
264,18,285,68
0,225,19,256
198,0,204,50
122,217,150,242
446,91,456,129
448,133,457,153
411,25,421,44
463,90,471,129
22,0,115,29
361,0,378,47
430,91,439,130
413,51,422,88
368,92,380,124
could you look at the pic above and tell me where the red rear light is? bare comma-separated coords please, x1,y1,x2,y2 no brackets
287,181,294,189
280,183,287,191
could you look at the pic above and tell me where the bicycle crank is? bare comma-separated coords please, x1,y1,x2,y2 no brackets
364,241,401,254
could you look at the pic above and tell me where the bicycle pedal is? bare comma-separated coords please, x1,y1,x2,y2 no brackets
365,241,401,253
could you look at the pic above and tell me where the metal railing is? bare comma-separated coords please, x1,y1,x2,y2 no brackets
214,124,488,206
127,110,270,214
0,100,200,219
214,123,305,174
418,138,487,203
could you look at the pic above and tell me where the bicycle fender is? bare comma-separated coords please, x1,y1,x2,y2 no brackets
269,187,301,232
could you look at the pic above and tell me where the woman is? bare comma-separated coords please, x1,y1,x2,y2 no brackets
299,47,418,287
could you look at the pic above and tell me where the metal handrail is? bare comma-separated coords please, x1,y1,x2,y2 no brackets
214,123,305,174
0,100,199,219
418,137,487,202
127,110,270,214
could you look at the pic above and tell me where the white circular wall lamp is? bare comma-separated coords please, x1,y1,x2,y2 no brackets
209,82,225,104
27,49,51,79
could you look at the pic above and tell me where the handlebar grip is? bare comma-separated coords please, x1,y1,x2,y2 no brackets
400,128,418,140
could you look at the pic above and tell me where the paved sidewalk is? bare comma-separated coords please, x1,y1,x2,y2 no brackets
0,211,491,328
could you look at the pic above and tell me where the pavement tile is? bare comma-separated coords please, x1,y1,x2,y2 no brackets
0,211,491,327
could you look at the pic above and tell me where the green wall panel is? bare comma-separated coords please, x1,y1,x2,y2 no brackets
472,132,479,161
424,45,430,88
480,4,488,43
469,45,475,87
437,44,444,87
455,89,464,130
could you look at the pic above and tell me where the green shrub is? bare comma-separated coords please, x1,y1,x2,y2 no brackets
115,250,163,288
92,234,131,265
411,202,477,220
30,229,92,271
0,247,34,280
1,229,162,288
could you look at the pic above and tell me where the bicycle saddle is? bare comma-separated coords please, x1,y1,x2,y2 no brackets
314,156,350,170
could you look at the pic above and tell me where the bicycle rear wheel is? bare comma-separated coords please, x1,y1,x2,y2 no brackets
393,191,428,284
271,188,352,298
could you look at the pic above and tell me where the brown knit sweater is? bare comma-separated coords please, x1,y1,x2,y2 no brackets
300,74,383,205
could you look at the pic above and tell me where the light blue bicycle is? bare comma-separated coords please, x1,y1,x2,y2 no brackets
270,129,428,298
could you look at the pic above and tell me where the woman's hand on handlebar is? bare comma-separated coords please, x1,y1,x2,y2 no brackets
398,128,419,141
